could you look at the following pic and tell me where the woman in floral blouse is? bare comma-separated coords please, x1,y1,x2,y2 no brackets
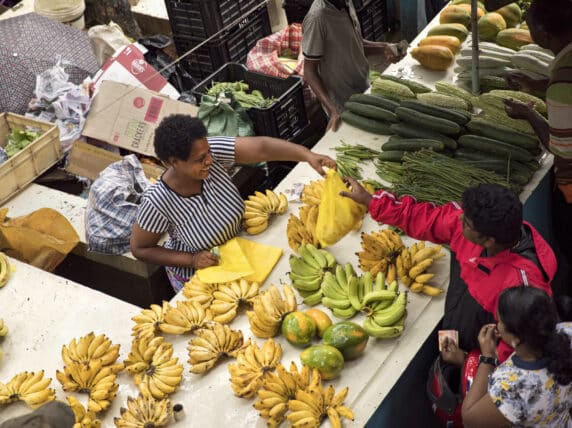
462,286,572,427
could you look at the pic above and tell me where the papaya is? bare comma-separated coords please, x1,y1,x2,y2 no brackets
427,23,469,43
496,28,532,50
495,2,521,28
439,5,471,28
281,311,316,348
322,321,369,360
456,3,485,21
419,36,461,55
305,308,333,338
452,0,487,12
478,12,507,42
411,45,455,71
300,345,345,380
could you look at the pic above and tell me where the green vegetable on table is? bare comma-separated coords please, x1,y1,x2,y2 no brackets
4,128,41,158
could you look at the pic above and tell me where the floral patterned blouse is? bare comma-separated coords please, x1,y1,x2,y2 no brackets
488,322,572,427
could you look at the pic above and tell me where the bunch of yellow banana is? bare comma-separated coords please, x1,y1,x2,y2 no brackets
301,179,324,206
114,394,173,428
133,340,183,399
0,318,7,337
243,189,289,235
286,369,354,428
188,322,244,374
56,360,118,413
358,229,405,278
124,336,166,375
182,274,219,306
286,204,320,251
362,289,408,339
67,396,101,428
288,243,336,306
0,252,11,288
228,338,282,398
253,362,312,428
210,279,260,324
160,300,212,335
396,242,445,296
246,284,297,338
131,301,170,340
0,371,55,409
61,332,123,373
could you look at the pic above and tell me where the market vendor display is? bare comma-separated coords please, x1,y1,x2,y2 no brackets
302,0,405,132
130,115,336,292
340,180,556,362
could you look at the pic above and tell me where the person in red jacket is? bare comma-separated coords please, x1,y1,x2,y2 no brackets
341,181,557,364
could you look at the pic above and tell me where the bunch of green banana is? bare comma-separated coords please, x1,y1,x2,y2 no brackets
133,340,183,399
61,332,123,373
114,394,173,428
0,371,55,409
131,301,170,340
182,274,219,306
188,322,244,374
288,243,337,306
0,252,11,288
160,299,212,335
228,338,282,398
362,291,408,339
321,263,373,319
210,279,260,324
348,271,398,312
253,362,311,428
67,395,101,428
286,369,354,428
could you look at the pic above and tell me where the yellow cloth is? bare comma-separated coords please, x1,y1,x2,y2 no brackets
196,237,282,284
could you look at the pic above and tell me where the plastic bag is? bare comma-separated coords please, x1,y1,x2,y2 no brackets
85,155,150,254
315,169,364,247
87,21,131,67
0,208,80,272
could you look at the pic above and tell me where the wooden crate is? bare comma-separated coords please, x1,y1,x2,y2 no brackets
0,113,62,205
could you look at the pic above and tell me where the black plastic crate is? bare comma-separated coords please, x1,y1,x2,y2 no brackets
174,6,271,80
166,0,266,39
192,63,308,141
358,0,388,41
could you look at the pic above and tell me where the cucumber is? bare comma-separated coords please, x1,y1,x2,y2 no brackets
344,101,399,122
454,149,533,176
379,75,432,94
341,111,393,135
389,123,458,149
400,100,470,125
457,134,534,162
383,138,445,152
466,118,540,150
348,93,400,112
395,107,462,136
377,150,405,162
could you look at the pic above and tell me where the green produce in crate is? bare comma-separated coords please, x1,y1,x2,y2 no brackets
207,81,249,95
5,128,41,158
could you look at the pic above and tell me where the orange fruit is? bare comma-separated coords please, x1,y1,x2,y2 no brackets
305,308,333,338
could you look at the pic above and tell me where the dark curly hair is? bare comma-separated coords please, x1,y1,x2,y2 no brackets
462,184,522,245
153,115,207,162
498,286,572,385
527,0,572,36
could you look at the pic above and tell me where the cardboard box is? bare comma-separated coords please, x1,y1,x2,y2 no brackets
91,43,180,99
82,81,198,157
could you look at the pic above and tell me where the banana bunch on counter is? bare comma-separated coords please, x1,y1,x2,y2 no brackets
286,204,321,251
254,362,311,427
228,338,282,398
114,394,173,428
133,340,183,399
243,189,288,235
396,242,445,296
210,279,260,324
0,252,12,288
358,229,405,278
0,370,55,409
247,285,297,338
160,300,212,335
362,288,408,339
131,302,170,340
188,322,244,374
0,319,7,337
61,332,123,373
67,396,101,428
182,275,219,306
288,243,337,306
301,180,324,206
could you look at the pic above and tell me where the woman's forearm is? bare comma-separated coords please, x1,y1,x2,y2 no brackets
132,245,194,269
462,363,495,419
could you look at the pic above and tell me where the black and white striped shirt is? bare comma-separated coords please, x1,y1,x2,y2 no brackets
136,136,245,279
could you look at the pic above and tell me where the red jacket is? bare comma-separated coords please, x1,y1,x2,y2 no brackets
369,191,557,362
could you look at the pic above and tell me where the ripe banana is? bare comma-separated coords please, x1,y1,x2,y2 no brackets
160,299,212,334
0,371,56,409
243,189,289,235
397,243,445,296
188,322,244,374
358,229,404,277
248,285,297,338
0,318,8,337
67,395,101,428
114,394,173,428
210,279,260,324
0,252,11,288
182,274,219,306
131,301,170,340
286,204,321,251
61,332,122,371
301,180,323,206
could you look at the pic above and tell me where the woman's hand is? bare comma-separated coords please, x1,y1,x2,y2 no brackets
339,176,372,206
504,98,535,120
307,152,337,176
191,250,219,269
441,337,467,366
478,323,499,358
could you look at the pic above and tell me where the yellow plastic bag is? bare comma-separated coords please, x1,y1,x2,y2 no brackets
0,208,80,272
316,169,364,247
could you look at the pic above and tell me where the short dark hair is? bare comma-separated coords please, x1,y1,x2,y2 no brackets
498,286,572,385
462,184,522,245
153,115,207,162
527,0,572,36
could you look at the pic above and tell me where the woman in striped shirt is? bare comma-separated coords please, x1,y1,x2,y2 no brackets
130,115,336,292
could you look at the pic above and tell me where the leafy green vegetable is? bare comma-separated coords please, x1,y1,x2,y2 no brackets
206,81,276,108
4,128,41,158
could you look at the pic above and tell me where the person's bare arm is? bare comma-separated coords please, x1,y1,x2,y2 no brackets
504,99,550,147
303,59,341,132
